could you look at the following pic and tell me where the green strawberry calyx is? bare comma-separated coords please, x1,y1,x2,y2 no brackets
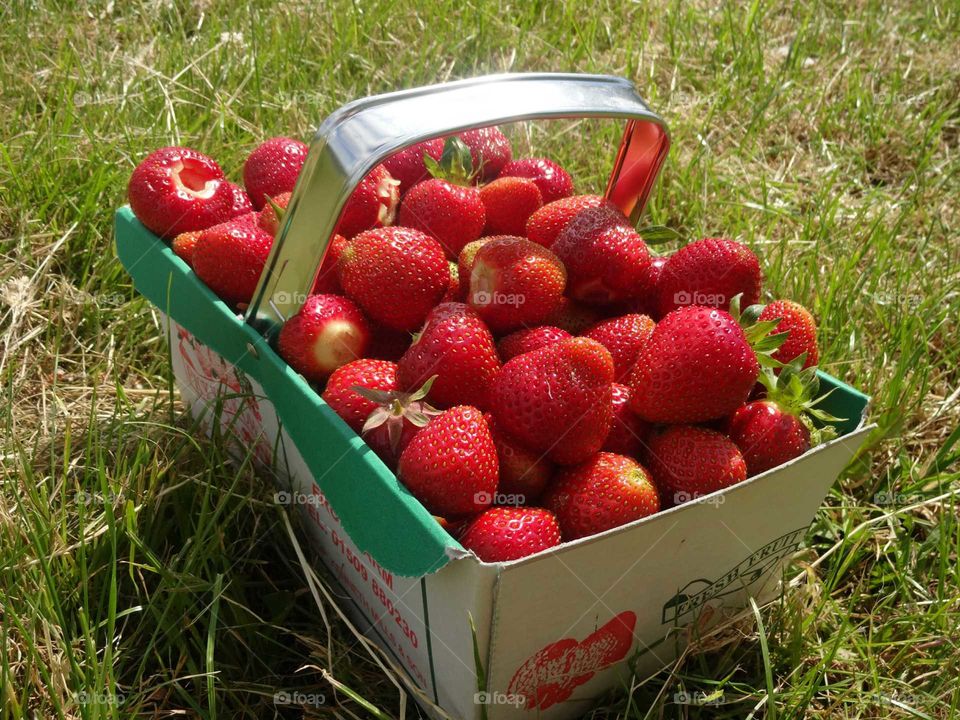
756,355,845,445
729,293,791,369
424,137,477,186
353,375,442,452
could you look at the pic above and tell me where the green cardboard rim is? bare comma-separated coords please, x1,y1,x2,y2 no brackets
114,207,871,576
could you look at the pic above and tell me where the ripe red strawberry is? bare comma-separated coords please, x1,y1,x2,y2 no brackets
499,157,574,204
497,326,571,362
257,191,291,235
582,314,656,381
525,194,612,247
479,177,543,236
543,297,602,335
382,138,445,193
551,205,652,305
458,126,512,181
644,426,747,505
277,294,371,383
336,164,400,238
602,384,650,458
192,217,273,306
544,452,659,540
128,147,244,238
398,405,498,517
399,179,485,256
655,237,761,316
726,400,811,476
492,337,614,465
467,236,566,333
398,303,501,409
398,138,486,257
628,306,760,423
486,414,553,502
321,359,399,433
443,261,461,302
311,233,349,295
460,507,561,562
171,230,202,266
759,300,819,368
243,137,308,209
338,227,449,331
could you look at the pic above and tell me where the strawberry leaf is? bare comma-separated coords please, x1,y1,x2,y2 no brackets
637,225,681,245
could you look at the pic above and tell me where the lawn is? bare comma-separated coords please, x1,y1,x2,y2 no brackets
1,0,959,718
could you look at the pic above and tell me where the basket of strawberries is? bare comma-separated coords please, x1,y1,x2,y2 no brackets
117,73,873,719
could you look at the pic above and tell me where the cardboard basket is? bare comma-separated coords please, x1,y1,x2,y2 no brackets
116,74,874,720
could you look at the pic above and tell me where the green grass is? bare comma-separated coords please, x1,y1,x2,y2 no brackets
1,0,959,717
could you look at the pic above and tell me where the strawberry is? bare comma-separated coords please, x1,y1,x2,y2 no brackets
382,138,445,194
726,400,810,475
192,216,273,306
277,294,371,382
725,357,838,475
492,337,614,465
655,237,761,316
397,405,499,517
525,194,612,247
257,191,292,235
397,303,501,409
457,126,512,181
499,157,574,204
321,359,399,433
479,177,543,236
759,299,819,368
443,261,461,302
551,205,652,305
544,452,660,540
644,426,747,506
460,507,561,562
242,137,308,209
628,306,760,423
397,138,486,257
486,414,554,502
467,236,566,333
310,233,348,295
497,326,571,362
601,384,650,458
338,226,449,331
128,146,244,238
336,164,400,238
582,313,656,381
543,297,602,335
171,230,202,266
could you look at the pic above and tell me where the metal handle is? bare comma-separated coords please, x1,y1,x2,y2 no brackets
245,73,670,337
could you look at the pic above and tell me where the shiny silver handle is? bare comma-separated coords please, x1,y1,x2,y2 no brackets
245,73,670,336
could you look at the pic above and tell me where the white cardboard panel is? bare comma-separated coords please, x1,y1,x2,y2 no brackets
481,425,873,719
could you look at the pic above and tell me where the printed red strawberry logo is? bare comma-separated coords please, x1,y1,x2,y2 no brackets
508,611,637,710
